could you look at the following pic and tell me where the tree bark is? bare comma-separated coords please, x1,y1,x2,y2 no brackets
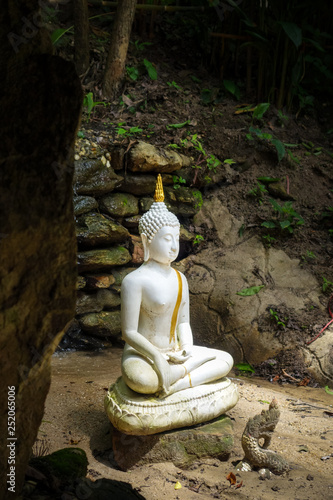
102,0,137,100
74,0,90,75
0,2,82,497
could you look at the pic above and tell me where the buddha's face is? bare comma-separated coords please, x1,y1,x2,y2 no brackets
146,226,179,265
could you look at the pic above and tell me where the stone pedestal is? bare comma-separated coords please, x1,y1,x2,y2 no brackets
105,377,239,435
111,415,235,470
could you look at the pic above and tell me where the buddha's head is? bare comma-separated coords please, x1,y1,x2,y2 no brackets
139,174,180,263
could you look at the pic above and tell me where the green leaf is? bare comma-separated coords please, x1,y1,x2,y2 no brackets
271,139,286,162
280,21,302,49
325,386,333,395
269,198,283,213
235,362,255,373
190,75,201,83
126,66,139,81
51,27,73,45
223,80,240,100
262,221,276,229
257,176,280,184
143,59,157,80
253,102,270,119
166,120,190,129
280,220,291,229
236,285,264,296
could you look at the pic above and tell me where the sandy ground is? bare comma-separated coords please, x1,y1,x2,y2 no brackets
36,348,333,500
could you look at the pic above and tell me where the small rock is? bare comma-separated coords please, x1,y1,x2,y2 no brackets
79,311,121,337
258,468,272,480
76,213,130,247
74,195,98,216
83,274,115,290
74,159,123,196
78,247,132,272
129,141,192,173
99,193,139,218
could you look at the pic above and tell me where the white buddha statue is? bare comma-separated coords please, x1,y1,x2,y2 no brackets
121,175,233,397
105,175,238,435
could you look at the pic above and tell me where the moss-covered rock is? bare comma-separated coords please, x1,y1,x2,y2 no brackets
74,195,98,216
30,448,88,483
78,247,132,272
79,311,121,337
120,174,156,195
99,193,139,218
76,289,121,315
76,213,129,247
112,415,234,470
140,186,203,217
74,159,123,196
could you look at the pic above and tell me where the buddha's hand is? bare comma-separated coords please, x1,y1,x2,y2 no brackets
154,354,172,393
167,348,192,364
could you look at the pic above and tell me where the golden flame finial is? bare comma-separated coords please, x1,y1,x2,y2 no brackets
154,174,164,202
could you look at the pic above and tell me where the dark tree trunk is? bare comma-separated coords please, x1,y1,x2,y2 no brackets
102,0,137,99
74,0,90,75
0,2,82,497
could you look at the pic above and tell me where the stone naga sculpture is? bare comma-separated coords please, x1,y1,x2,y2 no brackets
105,175,238,434
241,399,289,475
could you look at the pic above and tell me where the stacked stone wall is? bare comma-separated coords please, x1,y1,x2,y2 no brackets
63,141,201,349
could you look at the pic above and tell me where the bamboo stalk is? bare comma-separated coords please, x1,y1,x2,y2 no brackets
277,36,289,110
88,1,207,11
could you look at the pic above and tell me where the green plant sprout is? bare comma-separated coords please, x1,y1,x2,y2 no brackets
262,234,277,247
262,200,304,234
172,175,186,190
248,182,268,204
322,276,333,293
83,92,106,121
131,39,152,52
287,149,301,165
193,234,204,245
167,81,182,90
193,190,203,210
116,124,143,137
236,285,264,297
247,126,286,162
301,250,317,264
143,59,157,80
252,102,270,121
235,362,255,374
269,309,286,329
126,66,139,81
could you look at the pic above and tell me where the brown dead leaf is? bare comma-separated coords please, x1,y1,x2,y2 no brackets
226,472,236,485
298,377,311,386
236,481,243,489
272,375,280,382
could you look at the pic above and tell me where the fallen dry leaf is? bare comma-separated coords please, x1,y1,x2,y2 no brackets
226,472,236,485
